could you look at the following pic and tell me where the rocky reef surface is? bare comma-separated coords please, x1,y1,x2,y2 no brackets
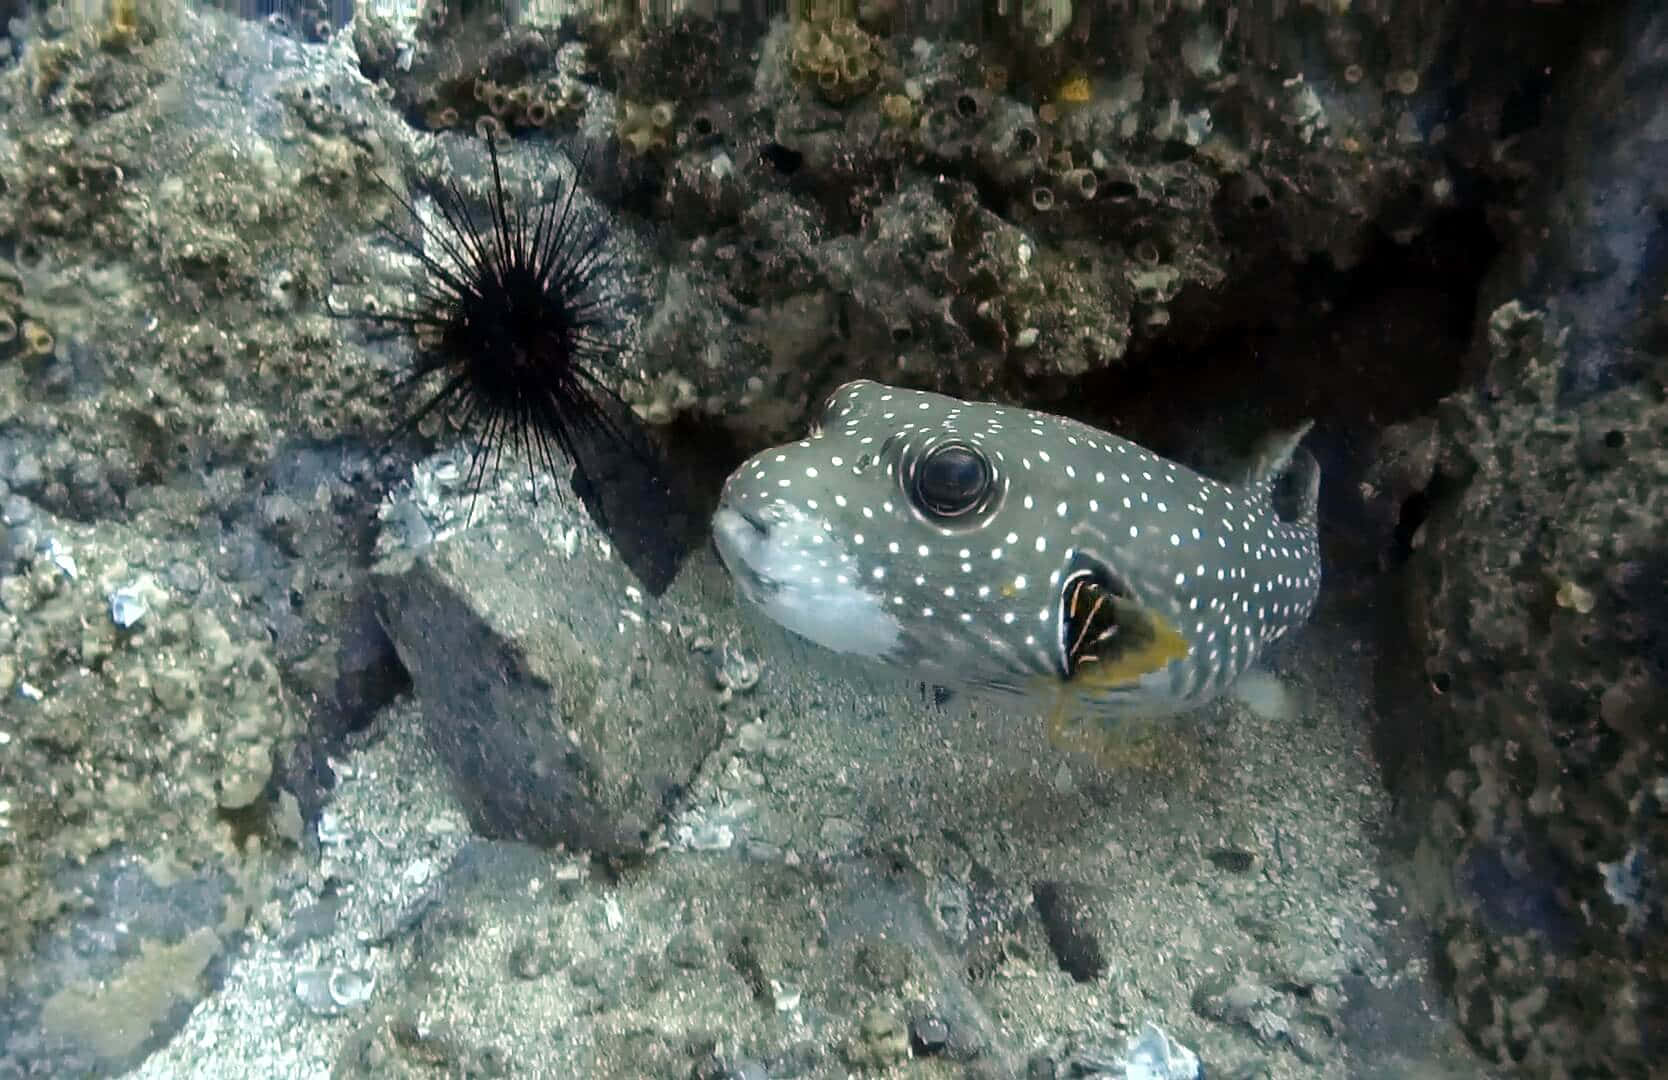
0,0,1655,1077
1372,6,1668,1074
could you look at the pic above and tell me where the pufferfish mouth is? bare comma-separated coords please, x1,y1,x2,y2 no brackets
729,506,772,538
710,507,780,593
710,504,905,661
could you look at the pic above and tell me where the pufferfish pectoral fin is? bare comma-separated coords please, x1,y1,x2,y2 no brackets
1041,576,1191,768
1057,573,1190,690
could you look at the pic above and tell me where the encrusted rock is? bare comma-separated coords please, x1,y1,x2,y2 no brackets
1398,296,1668,1075
371,520,726,857
1389,12,1668,1058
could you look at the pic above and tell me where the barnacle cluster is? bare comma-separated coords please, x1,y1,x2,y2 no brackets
617,99,676,155
425,76,584,137
790,17,882,105
1025,145,1103,213
379,8,598,141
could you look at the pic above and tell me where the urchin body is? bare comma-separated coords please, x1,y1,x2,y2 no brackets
363,135,656,515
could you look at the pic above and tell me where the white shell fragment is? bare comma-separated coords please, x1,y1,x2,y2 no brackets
688,821,734,851
315,810,349,846
40,537,77,580
715,642,761,705
294,966,374,1016
770,980,801,1011
1121,1023,1202,1080
108,584,149,628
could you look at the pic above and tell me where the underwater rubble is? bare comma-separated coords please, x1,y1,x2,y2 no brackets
134,476,1422,1079
0,0,1657,1077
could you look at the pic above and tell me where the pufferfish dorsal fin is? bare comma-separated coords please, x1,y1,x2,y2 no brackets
1235,420,1320,528
1237,419,1314,486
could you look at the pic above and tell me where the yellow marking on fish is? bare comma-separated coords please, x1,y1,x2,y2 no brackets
1040,594,1192,767
1068,593,1191,691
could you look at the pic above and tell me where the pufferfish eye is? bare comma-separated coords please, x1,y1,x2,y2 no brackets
914,442,992,519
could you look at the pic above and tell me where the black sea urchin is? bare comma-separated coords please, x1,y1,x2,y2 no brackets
368,135,658,522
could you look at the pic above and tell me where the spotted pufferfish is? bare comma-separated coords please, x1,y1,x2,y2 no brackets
712,379,1321,747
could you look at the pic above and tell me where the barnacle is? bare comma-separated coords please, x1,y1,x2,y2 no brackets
688,104,727,140
789,17,881,105
1062,167,1097,201
879,92,913,128
21,319,55,357
617,98,676,155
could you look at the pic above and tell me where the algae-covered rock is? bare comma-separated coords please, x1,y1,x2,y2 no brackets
0,8,409,1075
594,0,1505,437
37,926,223,1067
1399,297,1667,1074
0,506,299,1074
1388,9,1668,1068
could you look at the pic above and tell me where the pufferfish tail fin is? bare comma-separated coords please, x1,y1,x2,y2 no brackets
1240,420,1320,528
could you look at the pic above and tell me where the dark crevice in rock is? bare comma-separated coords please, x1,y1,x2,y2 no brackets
1068,203,1499,453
